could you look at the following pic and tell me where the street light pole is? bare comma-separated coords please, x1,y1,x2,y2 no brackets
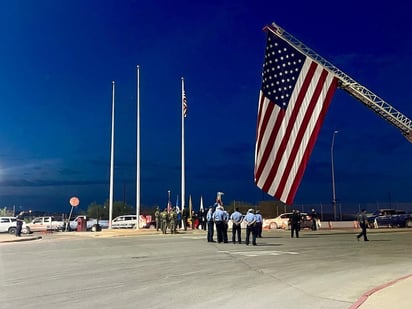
331,130,339,221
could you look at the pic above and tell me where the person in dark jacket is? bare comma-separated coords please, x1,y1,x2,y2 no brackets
356,209,369,241
289,210,301,238
16,211,24,237
310,208,318,231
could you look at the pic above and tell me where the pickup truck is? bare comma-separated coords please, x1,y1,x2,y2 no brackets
367,209,412,228
69,216,109,231
27,216,65,232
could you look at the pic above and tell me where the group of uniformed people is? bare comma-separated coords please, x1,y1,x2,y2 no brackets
154,206,178,234
206,200,263,246
153,200,265,246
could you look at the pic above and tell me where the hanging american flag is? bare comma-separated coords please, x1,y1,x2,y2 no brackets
254,26,338,205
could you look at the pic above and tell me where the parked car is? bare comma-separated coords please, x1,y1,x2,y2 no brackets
111,215,137,229
263,212,319,230
263,213,292,230
0,216,31,234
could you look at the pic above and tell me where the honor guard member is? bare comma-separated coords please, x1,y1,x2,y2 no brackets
160,208,169,234
169,208,177,234
206,207,215,242
243,209,257,246
212,202,225,243
154,206,161,231
222,209,229,243
230,208,243,244
255,210,263,238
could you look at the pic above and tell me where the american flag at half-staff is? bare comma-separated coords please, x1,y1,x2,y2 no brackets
254,26,338,205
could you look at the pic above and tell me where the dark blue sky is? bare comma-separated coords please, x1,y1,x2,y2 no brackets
1,0,411,213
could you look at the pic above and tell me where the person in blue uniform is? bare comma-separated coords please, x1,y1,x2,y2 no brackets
243,209,257,246
206,207,215,242
230,208,243,244
212,202,225,243
255,210,263,238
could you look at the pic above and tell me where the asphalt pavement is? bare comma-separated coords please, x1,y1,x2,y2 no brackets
1,227,411,309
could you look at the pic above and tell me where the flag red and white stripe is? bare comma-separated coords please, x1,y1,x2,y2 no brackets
254,27,338,205
182,88,187,118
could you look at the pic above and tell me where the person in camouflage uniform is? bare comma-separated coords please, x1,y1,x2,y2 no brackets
154,206,161,231
169,208,177,234
160,208,169,234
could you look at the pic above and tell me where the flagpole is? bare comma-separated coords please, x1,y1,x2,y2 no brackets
109,81,115,229
181,77,186,226
136,65,140,229
189,194,193,228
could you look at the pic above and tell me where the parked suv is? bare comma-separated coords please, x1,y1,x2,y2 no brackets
0,217,31,234
112,215,137,229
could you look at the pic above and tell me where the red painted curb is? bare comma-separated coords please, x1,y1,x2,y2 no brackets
349,274,412,309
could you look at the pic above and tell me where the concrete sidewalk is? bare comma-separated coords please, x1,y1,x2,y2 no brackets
1,228,411,309
0,233,42,243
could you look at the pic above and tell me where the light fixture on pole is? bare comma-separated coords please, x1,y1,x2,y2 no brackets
331,130,339,221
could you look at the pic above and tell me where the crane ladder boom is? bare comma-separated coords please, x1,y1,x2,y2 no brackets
269,22,412,143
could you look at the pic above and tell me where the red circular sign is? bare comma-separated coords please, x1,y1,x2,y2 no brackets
69,197,80,207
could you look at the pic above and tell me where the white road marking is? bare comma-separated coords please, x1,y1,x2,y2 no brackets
218,250,299,257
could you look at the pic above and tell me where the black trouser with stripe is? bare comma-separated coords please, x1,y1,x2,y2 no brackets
215,221,224,243
232,223,241,243
207,221,214,242
245,224,256,245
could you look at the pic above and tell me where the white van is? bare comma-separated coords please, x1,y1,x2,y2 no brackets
111,215,137,229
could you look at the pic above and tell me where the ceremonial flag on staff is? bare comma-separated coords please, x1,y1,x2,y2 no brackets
254,26,338,205
182,86,188,118
167,200,172,213
200,196,204,212
181,78,187,214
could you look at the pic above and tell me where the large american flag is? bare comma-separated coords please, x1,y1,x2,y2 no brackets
254,27,338,205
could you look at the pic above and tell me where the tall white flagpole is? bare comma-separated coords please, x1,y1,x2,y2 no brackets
136,65,141,229
181,77,186,225
109,81,115,229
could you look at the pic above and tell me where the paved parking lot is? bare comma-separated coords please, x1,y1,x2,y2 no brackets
1,228,411,308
